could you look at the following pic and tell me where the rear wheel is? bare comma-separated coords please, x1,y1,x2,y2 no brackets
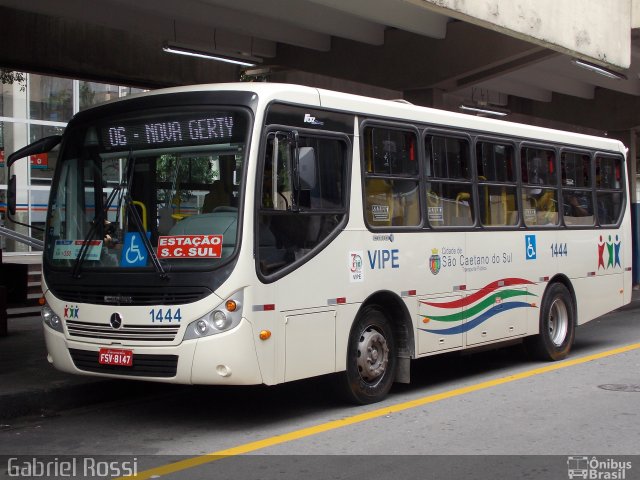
342,306,396,404
525,283,575,361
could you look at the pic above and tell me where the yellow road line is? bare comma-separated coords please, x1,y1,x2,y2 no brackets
122,342,640,479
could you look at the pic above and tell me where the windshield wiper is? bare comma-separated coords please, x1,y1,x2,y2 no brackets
71,175,124,279
71,150,169,280
119,151,168,279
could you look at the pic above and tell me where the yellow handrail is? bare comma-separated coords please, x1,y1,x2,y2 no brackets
132,201,147,231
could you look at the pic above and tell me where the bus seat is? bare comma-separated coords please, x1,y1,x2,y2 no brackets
168,211,237,251
486,189,514,226
426,190,443,225
365,179,393,226
535,191,557,225
401,190,420,225
158,204,175,235
202,181,230,213
452,191,472,226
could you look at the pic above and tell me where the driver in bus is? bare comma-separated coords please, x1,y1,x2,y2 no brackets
202,180,230,213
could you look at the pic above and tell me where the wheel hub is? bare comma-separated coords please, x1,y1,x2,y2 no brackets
356,327,389,382
549,298,569,347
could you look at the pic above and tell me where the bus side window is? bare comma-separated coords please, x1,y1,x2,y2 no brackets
521,147,558,227
561,151,594,226
596,155,624,225
425,135,473,227
476,141,517,227
363,126,420,227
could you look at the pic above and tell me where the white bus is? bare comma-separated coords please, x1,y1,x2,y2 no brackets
7,83,631,404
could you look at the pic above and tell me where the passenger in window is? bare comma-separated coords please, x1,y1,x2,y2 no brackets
566,192,590,217
529,157,545,188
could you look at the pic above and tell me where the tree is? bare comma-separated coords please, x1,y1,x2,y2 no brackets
0,69,26,91
156,154,219,207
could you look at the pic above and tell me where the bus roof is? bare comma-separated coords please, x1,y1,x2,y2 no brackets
98,82,628,155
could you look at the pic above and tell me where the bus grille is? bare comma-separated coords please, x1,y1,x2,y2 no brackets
66,320,180,342
69,349,178,378
52,286,211,306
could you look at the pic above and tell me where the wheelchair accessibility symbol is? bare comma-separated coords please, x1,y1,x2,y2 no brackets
525,234,537,260
120,232,150,267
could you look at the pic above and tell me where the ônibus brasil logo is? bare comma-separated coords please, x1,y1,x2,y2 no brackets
567,456,632,479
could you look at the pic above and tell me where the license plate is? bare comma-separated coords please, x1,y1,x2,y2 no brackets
98,348,133,367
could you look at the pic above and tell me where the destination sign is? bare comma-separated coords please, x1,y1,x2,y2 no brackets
100,112,244,150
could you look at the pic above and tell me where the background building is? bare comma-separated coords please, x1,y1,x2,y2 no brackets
0,73,145,252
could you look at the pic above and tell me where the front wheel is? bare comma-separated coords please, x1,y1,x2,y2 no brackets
341,306,396,404
525,283,575,361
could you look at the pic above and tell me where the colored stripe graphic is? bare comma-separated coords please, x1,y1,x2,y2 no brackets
422,290,535,322
421,302,533,335
419,278,537,335
420,277,535,309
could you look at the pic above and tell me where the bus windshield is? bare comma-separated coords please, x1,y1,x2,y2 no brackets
45,108,250,273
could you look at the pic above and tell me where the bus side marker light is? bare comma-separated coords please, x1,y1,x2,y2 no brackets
327,298,347,305
38,296,46,306
252,304,275,312
259,330,272,340
530,303,537,308
226,300,238,312
422,318,430,324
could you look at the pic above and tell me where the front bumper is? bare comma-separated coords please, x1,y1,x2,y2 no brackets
44,319,263,385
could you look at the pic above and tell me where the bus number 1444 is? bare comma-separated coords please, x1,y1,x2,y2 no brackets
149,308,182,322
551,243,568,257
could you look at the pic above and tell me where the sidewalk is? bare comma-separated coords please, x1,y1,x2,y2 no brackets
1,291,640,421
0,316,163,421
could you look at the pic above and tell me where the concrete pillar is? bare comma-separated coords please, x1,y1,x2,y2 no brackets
5,82,30,253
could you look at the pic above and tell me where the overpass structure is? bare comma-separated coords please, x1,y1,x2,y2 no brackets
0,0,640,131
1,0,640,251
0,1,639,132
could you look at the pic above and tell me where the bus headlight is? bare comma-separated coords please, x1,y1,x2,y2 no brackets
42,305,63,333
183,291,243,340
212,310,231,330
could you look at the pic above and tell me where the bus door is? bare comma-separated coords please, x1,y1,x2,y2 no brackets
255,125,350,382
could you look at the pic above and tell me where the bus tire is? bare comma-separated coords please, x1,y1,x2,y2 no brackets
525,282,575,361
342,305,396,404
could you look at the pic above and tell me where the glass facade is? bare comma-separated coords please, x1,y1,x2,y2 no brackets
0,71,146,252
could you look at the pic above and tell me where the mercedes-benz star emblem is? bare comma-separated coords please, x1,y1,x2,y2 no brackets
110,312,123,329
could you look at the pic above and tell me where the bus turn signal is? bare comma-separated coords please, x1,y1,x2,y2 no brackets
259,330,271,340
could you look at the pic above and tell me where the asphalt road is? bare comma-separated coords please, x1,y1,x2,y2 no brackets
1,304,639,480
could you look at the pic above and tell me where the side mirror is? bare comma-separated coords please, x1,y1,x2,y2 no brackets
7,134,61,168
5,135,60,230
